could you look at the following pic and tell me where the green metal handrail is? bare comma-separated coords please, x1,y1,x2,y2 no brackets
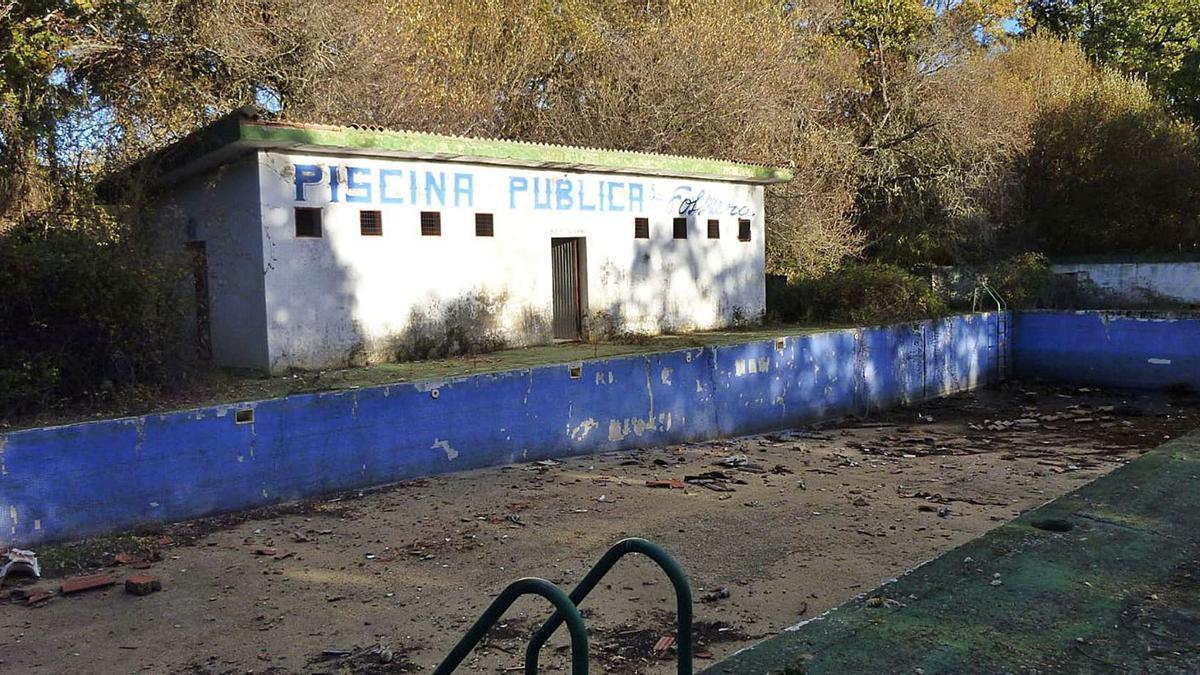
432,577,589,675
973,282,1007,313
524,538,693,675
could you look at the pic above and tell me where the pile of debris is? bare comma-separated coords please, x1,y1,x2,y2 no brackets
1,547,163,609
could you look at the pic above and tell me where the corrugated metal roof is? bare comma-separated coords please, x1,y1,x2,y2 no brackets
137,107,793,187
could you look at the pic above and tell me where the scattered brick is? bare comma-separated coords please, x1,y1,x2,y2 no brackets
645,479,686,489
25,590,54,607
124,575,162,596
113,552,136,565
60,574,117,594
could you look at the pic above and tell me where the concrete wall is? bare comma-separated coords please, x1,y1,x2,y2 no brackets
1051,262,1200,307
257,151,766,373
1013,310,1200,392
157,156,270,371
0,313,1004,547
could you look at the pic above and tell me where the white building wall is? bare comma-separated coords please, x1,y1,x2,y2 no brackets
256,151,766,373
157,157,270,371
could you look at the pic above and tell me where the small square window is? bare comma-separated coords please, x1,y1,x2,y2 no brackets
634,217,649,239
673,217,688,240
420,211,441,236
359,210,383,236
738,218,752,242
475,213,494,237
294,207,322,238
707,219,720,239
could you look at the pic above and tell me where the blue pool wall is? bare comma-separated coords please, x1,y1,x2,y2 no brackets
1012,310,1200,392
1,313,1005,547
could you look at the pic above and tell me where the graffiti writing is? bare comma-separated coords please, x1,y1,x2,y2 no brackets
669,186,754,218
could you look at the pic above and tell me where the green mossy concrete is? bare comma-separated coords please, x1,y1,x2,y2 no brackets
706,431,1200,674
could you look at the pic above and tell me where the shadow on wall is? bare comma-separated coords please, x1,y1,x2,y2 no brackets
262,213,364,372
387,290,552,361
264,210,759,371
1046,272,1200,310
588,217,763,339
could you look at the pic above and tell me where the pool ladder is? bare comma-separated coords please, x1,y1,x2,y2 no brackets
432,537,693,675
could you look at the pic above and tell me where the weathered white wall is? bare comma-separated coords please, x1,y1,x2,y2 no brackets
157,157,270,371
1052,262,1200,306
256,151,766,373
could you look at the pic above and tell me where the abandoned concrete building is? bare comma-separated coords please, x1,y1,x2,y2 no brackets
143,109,792,373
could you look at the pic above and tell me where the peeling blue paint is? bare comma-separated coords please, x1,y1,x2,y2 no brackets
1013,310,1200,392
0,313,1005,547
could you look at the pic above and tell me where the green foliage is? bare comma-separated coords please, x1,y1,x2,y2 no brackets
838,0,936,56
1023,0,1200,122
0,217,189,421
768,262,948,325
986,252,1053,308
1024,72,1200,256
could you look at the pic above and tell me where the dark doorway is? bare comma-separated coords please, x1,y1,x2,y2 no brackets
550,237,585,340
186,241,213,361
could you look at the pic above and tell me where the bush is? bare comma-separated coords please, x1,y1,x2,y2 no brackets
986,252,1053,309
0,218,189,422
768,262,948,325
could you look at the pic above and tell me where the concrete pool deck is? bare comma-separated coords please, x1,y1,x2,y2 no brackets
706,429,1200,674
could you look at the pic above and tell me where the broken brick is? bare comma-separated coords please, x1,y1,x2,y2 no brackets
25,590,54,606
61,574,117,595
125,575,162,596
645,479,685,489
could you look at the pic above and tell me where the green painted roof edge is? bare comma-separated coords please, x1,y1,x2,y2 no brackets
237,121,794,184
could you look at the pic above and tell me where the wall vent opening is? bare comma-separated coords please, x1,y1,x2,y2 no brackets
420,211,442,236
359,210,383,236
475,213,495,237
294,207,322,238
568,363,583,379
634,217,650,239
737,218,751,242
235,408,255,424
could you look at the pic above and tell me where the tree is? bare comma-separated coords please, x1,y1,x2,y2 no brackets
1021,0,1200,122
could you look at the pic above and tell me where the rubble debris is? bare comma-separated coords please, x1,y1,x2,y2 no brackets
60,573,117,595
653,635,676,655
684,471,744,492
125,575,163,596
701,587,731,603
315,644,395,666
865,595,905,609
24,590,54,606
0,548,41,580
645,479,686,489
6,587,55,607
716,454,749,468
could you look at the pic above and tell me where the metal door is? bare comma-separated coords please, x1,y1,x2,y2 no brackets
551,238,583,340
186,241,213,360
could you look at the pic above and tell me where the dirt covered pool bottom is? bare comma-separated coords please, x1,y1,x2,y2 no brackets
2,384,1198,674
